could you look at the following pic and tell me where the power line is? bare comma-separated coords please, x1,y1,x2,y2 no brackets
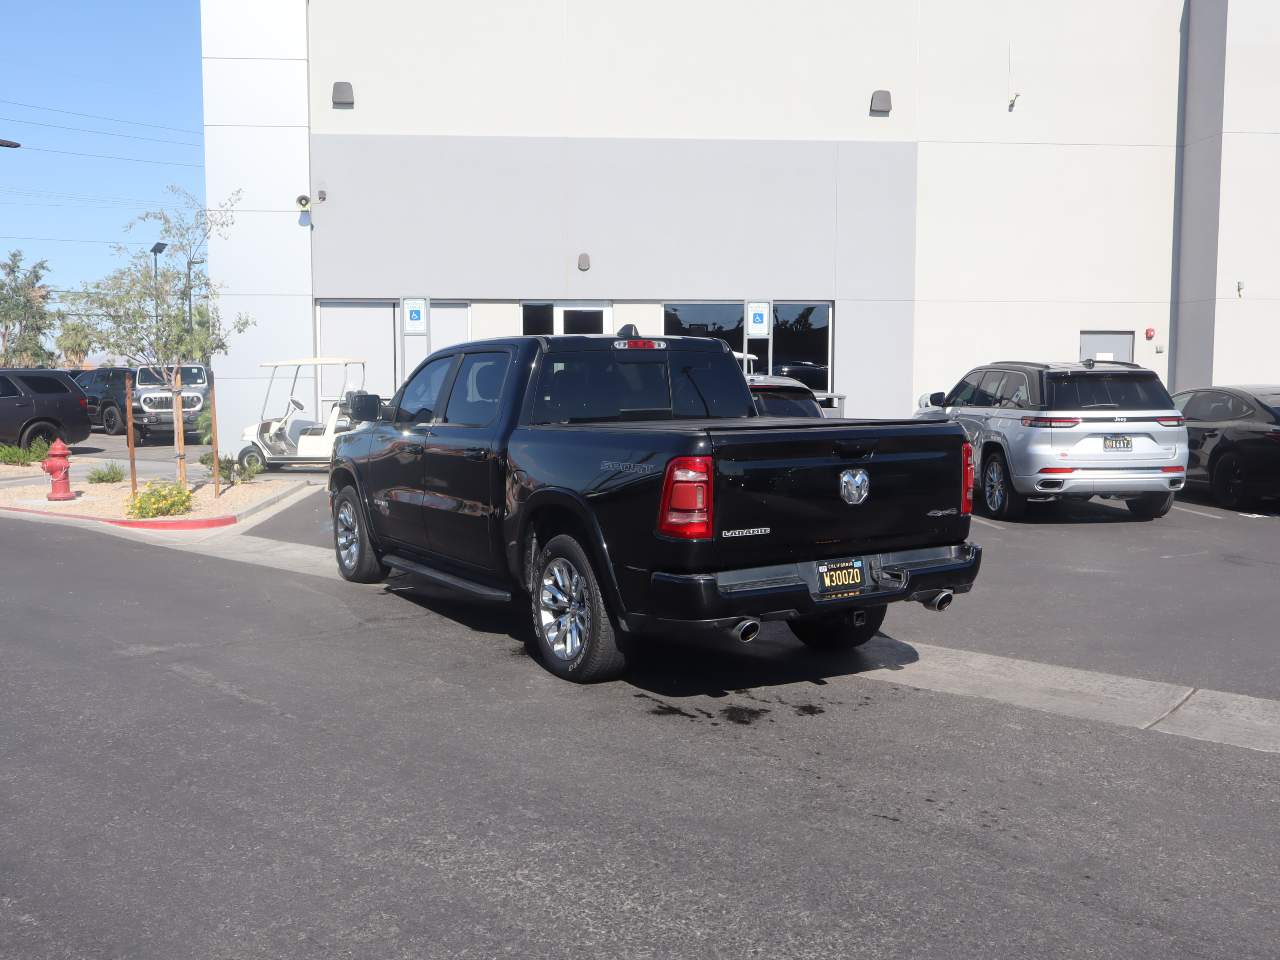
0,201,156,209
0,235,147,245
0,98,202,136
0,186,168,204
20,146,202,168
0,115,202,147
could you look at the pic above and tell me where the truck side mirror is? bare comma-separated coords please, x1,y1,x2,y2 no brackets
929,392,947,407
347,392,382,422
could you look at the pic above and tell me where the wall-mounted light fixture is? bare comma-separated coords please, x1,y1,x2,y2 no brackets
332,81,354,109
577,253,591,272
869,89,892,115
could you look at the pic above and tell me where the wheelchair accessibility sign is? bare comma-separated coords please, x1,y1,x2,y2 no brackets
747,301,771,337
403,298,427,334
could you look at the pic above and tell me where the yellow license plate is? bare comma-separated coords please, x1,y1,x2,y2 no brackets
816,558,869,597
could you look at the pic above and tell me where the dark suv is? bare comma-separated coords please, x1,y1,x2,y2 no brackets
0,369,92,447
73,366,132,435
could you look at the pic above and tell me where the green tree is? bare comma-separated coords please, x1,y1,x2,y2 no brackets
0,250,57,366
68,188,253,486
55,316,97,367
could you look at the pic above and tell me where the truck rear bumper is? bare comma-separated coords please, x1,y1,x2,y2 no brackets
624,542,981,635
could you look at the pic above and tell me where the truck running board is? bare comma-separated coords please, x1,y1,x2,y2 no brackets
383,554,512,603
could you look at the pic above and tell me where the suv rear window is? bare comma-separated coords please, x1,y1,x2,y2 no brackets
1047,373,1173,410
17,374,70,395
531,349,754,424
752,388,823,418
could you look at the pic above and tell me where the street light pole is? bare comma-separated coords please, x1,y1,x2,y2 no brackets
186,257,205,334
150,241,167,326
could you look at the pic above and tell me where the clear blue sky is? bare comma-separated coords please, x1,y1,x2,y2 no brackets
0,1,205,299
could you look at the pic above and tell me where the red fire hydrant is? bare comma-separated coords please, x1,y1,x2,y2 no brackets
41,438,75,501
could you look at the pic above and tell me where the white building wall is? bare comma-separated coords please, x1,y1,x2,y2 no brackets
911,0,1184,402
1211,0,1280,385
200,0,314,454
307,0,918,141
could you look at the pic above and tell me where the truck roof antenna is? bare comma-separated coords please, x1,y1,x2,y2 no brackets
616,323,640,338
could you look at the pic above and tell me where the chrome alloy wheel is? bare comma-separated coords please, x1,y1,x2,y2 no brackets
984,459,1005,512
335,501,360,571
538,557,590,661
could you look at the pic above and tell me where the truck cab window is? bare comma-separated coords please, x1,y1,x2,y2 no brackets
397,356,454,424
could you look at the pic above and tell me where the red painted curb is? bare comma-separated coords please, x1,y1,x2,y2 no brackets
0,503,239,530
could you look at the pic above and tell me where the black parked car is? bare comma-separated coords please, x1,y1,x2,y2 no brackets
0,369,92,448
329,331,981,682
72,365,132,435
771,360,829,391
1173,385,1280,507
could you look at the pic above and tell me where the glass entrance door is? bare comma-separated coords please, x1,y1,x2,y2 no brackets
522,302,612,335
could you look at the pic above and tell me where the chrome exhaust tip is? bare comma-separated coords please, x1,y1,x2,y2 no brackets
734,619,761,643
922,590,954,612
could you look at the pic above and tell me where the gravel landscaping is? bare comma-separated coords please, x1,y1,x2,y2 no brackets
0,477,302,521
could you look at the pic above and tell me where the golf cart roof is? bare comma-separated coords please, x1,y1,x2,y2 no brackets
259,357,363,368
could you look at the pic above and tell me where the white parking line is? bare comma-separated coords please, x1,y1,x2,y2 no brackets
970,515,1005,530
1172,504,1223,520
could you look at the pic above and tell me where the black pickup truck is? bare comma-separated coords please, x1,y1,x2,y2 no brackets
329,332,981,682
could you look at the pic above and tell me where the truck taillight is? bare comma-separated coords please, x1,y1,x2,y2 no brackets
961,442,974,516
658,455,714,539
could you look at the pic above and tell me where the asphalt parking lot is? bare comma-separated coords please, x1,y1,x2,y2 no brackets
70,428,211,465
2,493,1278,958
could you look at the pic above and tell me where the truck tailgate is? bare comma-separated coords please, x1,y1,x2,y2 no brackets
707,418,970,567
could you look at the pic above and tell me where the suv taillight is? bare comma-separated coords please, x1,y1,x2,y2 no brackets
1021,416,1081,428
1156,416,1185,427
658,456,714,539
961,442,974,516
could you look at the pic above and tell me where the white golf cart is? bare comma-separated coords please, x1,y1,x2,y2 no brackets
238,357,367,470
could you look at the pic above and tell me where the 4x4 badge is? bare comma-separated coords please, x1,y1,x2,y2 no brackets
840,468,870,505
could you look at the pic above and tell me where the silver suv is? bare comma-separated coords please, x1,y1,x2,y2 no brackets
917,361,1189,519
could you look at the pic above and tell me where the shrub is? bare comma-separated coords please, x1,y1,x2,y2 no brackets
196,408,214,445
127,481,194,519
87,461,125,484
198,451,261,486
0,437,51,466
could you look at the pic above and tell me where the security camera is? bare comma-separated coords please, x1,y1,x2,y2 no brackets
296,194,311,211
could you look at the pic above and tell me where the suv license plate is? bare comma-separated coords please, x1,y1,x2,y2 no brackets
816,558,870,598
1103,436,1133,450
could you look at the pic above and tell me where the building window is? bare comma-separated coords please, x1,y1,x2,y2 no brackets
663,303,744,355
772,302,831,391
522,303,553,335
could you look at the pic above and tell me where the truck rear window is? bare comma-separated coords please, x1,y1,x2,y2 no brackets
1047,373,1173,410
530,350,755,423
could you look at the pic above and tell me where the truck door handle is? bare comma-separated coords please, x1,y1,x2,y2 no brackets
403,442,425,456
464,447,487,461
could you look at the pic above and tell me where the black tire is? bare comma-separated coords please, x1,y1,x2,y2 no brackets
19,422,61,449
238,445,267,472
980,450,1026,520
789,604,887,651
1211,453,1248,510
529,533,625,682
1127,492,1174,519
332,486,387,583
101,405,124,435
